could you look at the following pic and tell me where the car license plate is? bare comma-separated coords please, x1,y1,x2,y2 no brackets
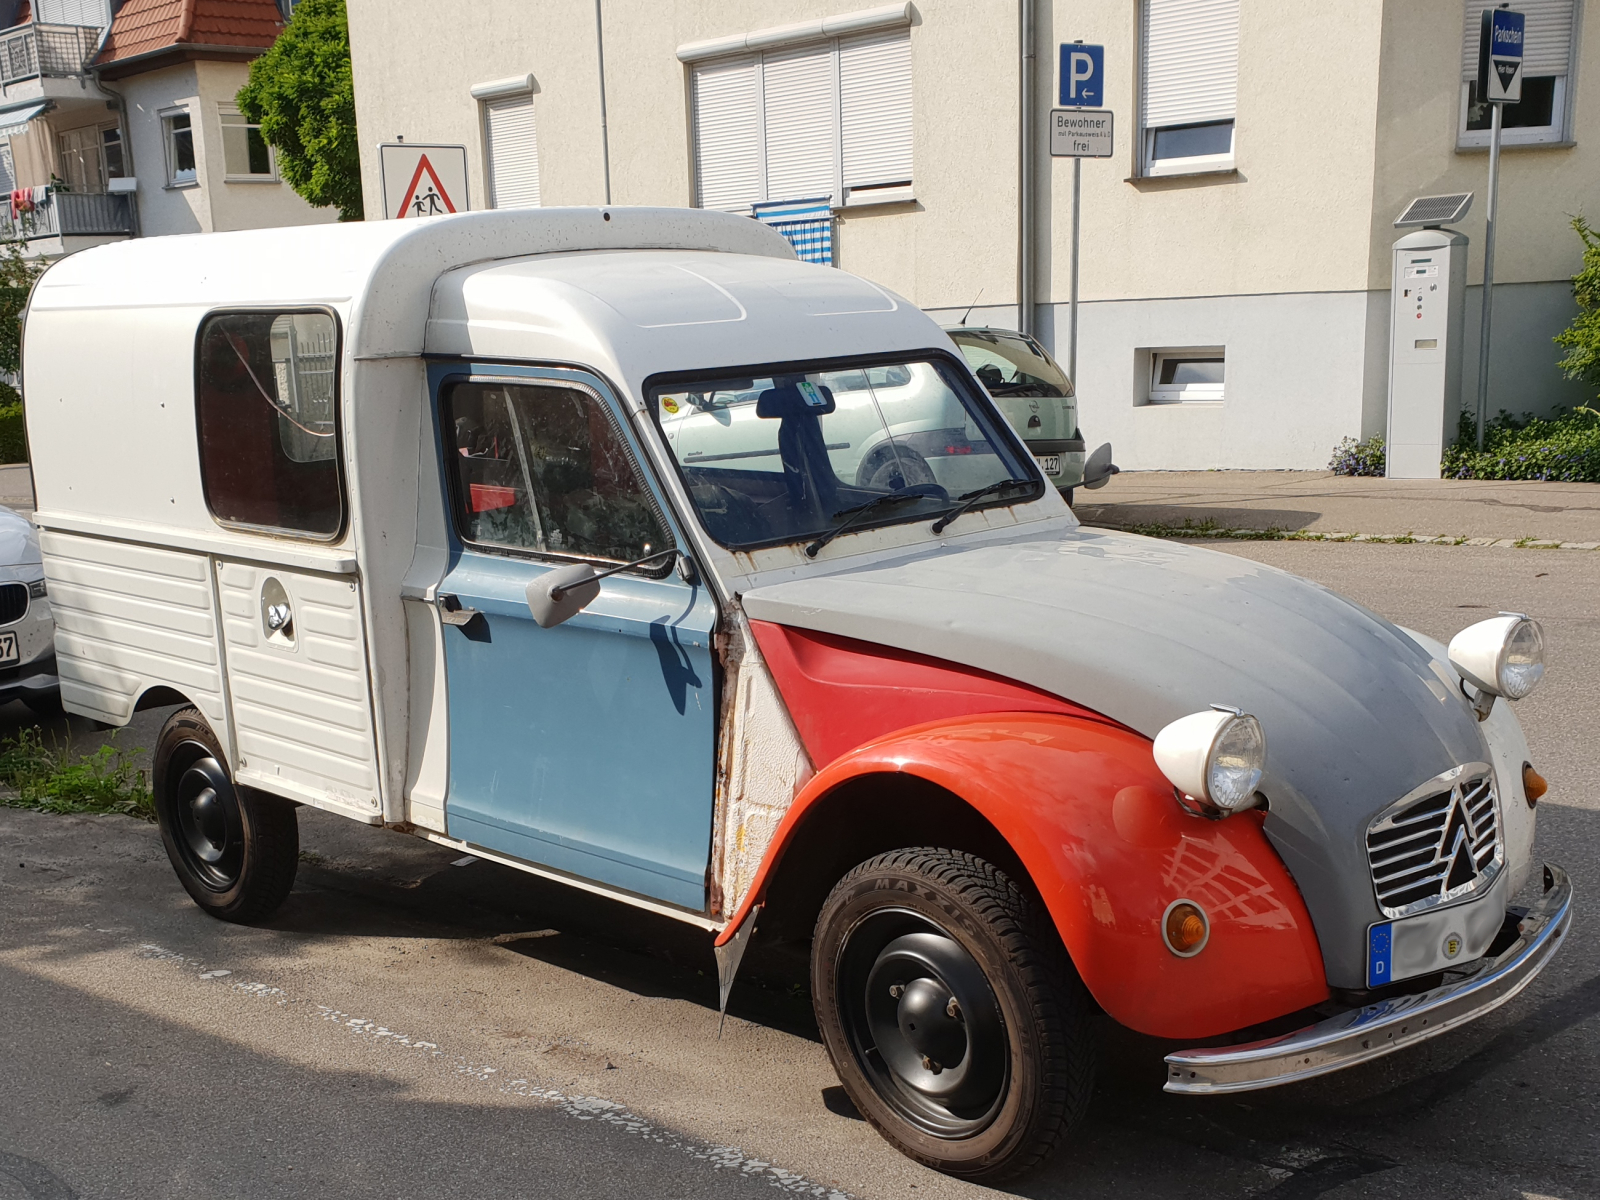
1035,455,1061,476
0,631,17,667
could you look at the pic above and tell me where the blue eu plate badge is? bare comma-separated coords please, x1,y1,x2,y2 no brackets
1367,922,1393,988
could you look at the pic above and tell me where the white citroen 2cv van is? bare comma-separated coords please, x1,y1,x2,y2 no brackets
24,209,1569,1181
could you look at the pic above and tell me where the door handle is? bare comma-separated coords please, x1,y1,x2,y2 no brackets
436,594,482,627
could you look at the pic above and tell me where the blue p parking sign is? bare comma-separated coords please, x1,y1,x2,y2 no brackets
1059,44,1104,107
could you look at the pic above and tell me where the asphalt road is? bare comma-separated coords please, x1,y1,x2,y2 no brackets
1,541,1596,1200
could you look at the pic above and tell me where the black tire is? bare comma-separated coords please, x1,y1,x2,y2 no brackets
153,707,298,923
1061,487,1075,507
812,848,1093,1182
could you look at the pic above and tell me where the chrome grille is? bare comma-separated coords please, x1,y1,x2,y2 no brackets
1366,764,1502,919
0,581,26,625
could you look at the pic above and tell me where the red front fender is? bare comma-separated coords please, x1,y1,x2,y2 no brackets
723,712,1329,1040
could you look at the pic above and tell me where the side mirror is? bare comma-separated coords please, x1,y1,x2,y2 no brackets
1082,442,1120,490
526,562,602,629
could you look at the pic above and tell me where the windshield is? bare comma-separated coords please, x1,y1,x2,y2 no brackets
947,329,1074,399
651,356,1040,551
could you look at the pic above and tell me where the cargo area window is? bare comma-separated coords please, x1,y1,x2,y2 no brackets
444,380,670,566
196,310,343,538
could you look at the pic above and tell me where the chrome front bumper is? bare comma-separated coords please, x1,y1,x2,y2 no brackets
1164,863,1573,1095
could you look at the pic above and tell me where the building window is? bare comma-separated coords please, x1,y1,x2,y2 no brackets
220,107,276,179
196,310,343,539
481,93,541,209
1149,349,1225,403
688,26,912,212
101,126,125,179
163,110,196,186
1458,0,1575,148
1140,0,1239,177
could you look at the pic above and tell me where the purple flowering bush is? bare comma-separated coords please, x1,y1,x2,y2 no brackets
1328,435,1386,476
1442,408,1600,482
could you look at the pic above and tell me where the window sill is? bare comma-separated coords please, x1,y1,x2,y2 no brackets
1455,138,1575,153
223,175,281,184
1142,399,1225,407
1126,166,1240,185
836,192,916,213
164,180,199,190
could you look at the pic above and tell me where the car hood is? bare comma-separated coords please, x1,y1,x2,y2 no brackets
740,526,1489,988
0,505,39,565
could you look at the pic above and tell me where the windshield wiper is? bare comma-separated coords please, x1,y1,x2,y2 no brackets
805,491,933,558
930,478,1036,535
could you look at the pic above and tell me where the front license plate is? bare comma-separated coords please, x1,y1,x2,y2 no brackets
0,631,17,667
1035,455,1061,476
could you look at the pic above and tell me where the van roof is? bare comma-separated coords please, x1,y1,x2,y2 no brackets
29,207,796,360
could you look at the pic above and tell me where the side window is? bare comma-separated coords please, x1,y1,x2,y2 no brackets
196,311,343,538
445,380,670,564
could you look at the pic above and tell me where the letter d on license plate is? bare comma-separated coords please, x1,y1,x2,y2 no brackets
1367,921,1393,988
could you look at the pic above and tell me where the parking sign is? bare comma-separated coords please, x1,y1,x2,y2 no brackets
1478,7,1525,104
1058,43,1104,107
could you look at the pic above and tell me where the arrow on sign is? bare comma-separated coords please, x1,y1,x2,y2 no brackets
396,154,458,218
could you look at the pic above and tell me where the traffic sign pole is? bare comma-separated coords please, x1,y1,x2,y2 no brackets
1054,40,1108,386
1473,5,1523,449
1476,100,1501,449
1070,155,1081,382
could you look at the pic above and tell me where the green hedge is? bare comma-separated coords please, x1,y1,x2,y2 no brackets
1441,408,1600,482
0,396,24,465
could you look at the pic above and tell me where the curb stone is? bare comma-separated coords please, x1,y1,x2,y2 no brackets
1098,522,1600,549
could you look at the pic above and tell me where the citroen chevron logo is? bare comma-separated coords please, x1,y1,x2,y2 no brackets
1441,786,1481,893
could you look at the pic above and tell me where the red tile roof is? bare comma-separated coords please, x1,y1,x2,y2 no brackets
97,0,283,65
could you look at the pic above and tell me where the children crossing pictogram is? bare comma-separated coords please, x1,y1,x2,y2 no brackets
378,143,470,220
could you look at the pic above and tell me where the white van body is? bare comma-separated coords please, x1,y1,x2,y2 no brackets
24,207,1066,925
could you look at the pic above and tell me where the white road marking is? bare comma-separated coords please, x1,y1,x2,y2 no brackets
132,941,851,1198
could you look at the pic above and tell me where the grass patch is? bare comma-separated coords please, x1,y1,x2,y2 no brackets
0,728,154,820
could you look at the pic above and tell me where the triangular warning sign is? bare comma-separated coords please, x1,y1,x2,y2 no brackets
395,154,459,219
1494,60,1520,90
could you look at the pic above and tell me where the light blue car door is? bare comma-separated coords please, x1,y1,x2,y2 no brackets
431,364,718,912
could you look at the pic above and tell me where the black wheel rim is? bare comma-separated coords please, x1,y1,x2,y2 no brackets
165,741,244,891
836,908,1009,1138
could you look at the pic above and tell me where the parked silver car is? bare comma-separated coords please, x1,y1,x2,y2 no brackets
0,505,58,715
944,325,1111,501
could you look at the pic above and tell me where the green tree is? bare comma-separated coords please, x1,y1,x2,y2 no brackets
1554,215,1600,400
236,0,364,220
0,242,43,403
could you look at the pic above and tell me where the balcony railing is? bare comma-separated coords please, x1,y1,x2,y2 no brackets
0,191,135,242
0,22,101,85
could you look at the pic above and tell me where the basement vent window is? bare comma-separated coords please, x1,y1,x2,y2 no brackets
1149,349,1226,403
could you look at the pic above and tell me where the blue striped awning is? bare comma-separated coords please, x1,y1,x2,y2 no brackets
751,196,835,266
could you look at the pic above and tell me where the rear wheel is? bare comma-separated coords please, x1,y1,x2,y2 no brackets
859,446,937,492
153,707,298,923
812,848,1093,1181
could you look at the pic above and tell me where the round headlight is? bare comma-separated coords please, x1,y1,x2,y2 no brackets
1447,613,1545,700
1152,707,1267,815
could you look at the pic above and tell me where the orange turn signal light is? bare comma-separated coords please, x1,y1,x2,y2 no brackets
1162,900,1210,958
1523,762,1548,806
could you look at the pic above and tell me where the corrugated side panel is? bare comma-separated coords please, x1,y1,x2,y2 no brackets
41,531,226,729
217,561,383,823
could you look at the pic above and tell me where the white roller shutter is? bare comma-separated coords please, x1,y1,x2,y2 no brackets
484,94,540,209
762,44,837,202
1460,0,1574,77
1142,0,1240,129
34,0,110,26
840,29,912,188
693,55,763,211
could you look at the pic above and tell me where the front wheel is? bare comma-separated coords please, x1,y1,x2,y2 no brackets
153,707,299,923
811,848,1094,1181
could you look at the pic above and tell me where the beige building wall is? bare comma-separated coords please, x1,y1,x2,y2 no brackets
345,0,1596,468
